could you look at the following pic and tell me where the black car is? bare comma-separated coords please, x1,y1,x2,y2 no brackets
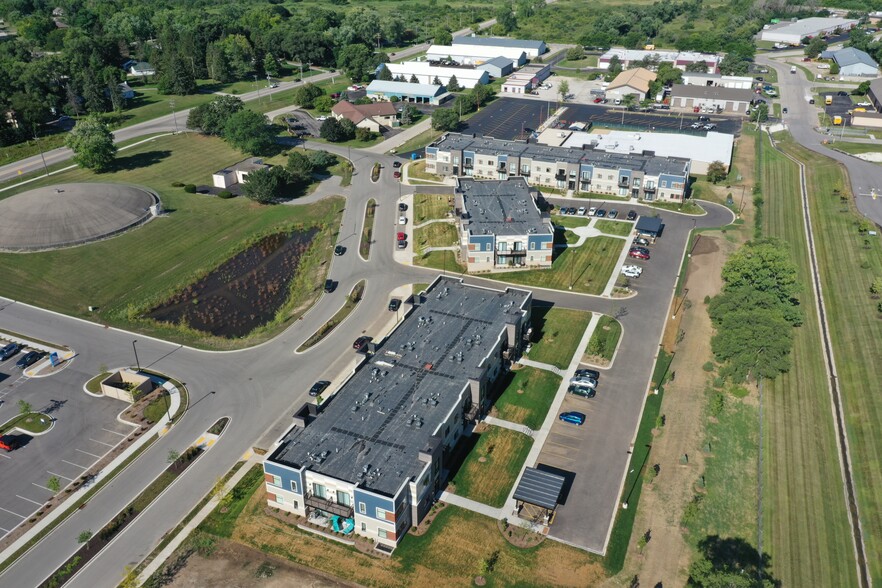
838,91,849,96
596,209,607,217
324,279,336,293
575,368,600,380
334,245,345,256
388,298,401,311
398,202,408,211
393,161,402,168
15,351,41,369
0,343,21,361
627,210,638,221
397,239,407,249
353,336,372,350
309,380,330,397
569,386,596,399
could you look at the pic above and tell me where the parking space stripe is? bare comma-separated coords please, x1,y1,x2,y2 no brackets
75,448,101,459
102,428,128,437
0,526,10,533
62,459,88,469
0,453,10,459
89,438,115,448
32,483,52,492
16,495,42,506
0,506,25,519
46,470,74,481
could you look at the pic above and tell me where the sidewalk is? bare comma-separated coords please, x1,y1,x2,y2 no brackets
518,357,565,377
438,491,503,519
366,118,432,154
484,416,533,437
136,453,263,585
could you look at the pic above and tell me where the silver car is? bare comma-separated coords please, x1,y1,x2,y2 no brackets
570,376,598,388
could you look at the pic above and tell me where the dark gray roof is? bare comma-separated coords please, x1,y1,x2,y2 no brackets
432,133,689,177
452,36,544,51
672,84,754,102
459,177,552,238
636,216,662,234
513,467,565,510
482,56,512,69
270,277,531,496
831,47,877,69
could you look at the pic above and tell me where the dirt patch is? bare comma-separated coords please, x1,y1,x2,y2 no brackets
149,229,318,337
613,234,734,587
168,538,356,588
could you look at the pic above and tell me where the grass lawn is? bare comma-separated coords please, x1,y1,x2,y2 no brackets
414,193,452,223
412,282,430,295
200,464,264,538
493,366,562,430
450,425,532,508
828,141,882,157
585,315,622,364
389,128,442,155
0,133,67,168
594,219,633,236
557,56,599,68
360,199,377,259
554,215,590,229
0,412,52,435
297,280,365,351
407,159,444,183
106,86,215,130
491,235,623,295
413,250,465,274
753,128,859,587
247,78,352,115
143,393,171,424
413,222,458,252
0,133,343,350
776,133,882,585
528,307,593,369
85,371,111,394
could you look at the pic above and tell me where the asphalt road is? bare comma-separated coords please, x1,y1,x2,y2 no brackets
757,52,882,226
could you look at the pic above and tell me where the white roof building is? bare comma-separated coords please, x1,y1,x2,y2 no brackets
759,17,859,45
426,44,527,68
598,48,720,73
384,61,490,89
451,35,546,58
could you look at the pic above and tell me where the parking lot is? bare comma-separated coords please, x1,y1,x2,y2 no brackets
461,98,742,140
0,339,134,538
820,92,856,124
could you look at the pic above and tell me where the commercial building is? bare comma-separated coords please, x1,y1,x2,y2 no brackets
605,68,657,102
670,84,754,114
851,111,882,128
758,17,859,45
263,276,532,551
542,129,734,175
501,63,552,94
383,61,490,89
365,80,446,105
476,56,514,78
821,47,878,77
331,100,398,132
867,78,882,112
598,48,720,73
456,177,554,271
680,72,754,89
426,133,691,202
452,35,546,58
212,158,268,189
427,44,527,68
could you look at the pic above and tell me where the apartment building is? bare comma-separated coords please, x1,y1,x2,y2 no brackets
263,276,532,551
426,133,691,202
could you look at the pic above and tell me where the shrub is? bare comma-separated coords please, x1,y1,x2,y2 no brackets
217,190,234,199
709,392,725,417
171,181,184,187
702,361,714,372
184,184,197,193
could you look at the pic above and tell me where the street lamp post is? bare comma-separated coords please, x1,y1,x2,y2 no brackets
132,340,140,371
169,100,179,134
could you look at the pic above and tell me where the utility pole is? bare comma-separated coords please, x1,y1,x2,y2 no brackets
33,124,49,176
376,32,382,50
254,74,261,102
169,100,179,133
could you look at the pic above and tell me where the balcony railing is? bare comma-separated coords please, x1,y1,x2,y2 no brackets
497,249,527,256
554,172,566,180
462,162,473,169
520,169,531,177
618,178,630,186
305,492,354,518
643,185,656,192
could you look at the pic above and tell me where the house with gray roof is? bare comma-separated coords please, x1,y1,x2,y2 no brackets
263,276,532,551
476,56,514,78
826,47,878,77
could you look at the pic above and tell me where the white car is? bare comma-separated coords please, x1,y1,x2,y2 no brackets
577,207,587,215
399,215,407,225
858,102,872,107
621,264,643,274
621,267,642,278
316,115,328,121
588,207,597,215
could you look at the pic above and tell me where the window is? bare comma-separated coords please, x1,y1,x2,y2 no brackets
378,529,388,539
633,178,641,187
337,490,351,507
521,164,530,174
270,475,281,487
661,181,668,188
478,159,483,165
359,502,367,514
276,494,285,504
361,522,366,532
530,242,536,250
581,171,590,180
290,480,298,493
376,507,388,519
313,483,327,499
485,243,492,251
498,242,507,251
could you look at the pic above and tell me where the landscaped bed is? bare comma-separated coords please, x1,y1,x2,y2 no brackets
0,412,52,435
527,307,593,369
492,366,562,430
148,228,319,338
584,315,622,366
297,280,365,351
360,200,376,259
449,424,532,508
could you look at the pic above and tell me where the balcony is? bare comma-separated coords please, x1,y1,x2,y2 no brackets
305,492,354,518
643,185,656,193
497,249,527,256
462,161,473,169
520,169,531,177
618,177,630,187
554,171,567,180
497,163,507,172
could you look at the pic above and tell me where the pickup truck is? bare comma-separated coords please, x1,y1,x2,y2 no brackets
0,435,21,452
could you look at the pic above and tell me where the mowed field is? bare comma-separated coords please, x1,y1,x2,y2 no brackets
779,135,882,585
0,134,342,348
756,129,858,587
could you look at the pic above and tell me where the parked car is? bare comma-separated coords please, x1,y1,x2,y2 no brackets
309,380,330,397
698,115,710,122
570,376,598,388
316,115,328,121
632,246,650,255
559,411,586,425
575,368,600,380
388,298,401,312
353,336,372,350
595,209,606,217
398,202,408,211
393,161,402,168
622,263,643,274
837,91,849,97
633,236,650,246
629,248,650,260
608,209,618,219
393,171,401,179
704,123,717,130
593,96,603,103
783,107,788,114
399,215,407,225
627,210,637,221
397,239,407,249
0,343,21,361
588,207,597,215
334,245,345,256
396,231,406,241
622,266,642,278
567,207,577,215
690,122,703,129
15,351,41,369
569,386,596,399
577,207,586,215
324,279,336,293
0,435,21,452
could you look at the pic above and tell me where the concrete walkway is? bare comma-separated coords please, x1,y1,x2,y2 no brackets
484,416,534,437
518,357,565,377
136,452,262,585
422,245,458,253
602,232,638,297
366,118,432,154
438,490,503,519
413,218,455,229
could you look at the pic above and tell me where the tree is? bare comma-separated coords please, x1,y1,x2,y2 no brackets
830,62,840,75
167,450,180,464
157,54,197,95
212,476,233,509
242,166,288,203
337,43,374,83
77,530,93,544
870,277,882,297
307,150,337,171
314,95,334,112
320,117,345,141
223,110,275,155
434,28,453,46
566,46,584,61
432,108,459,131
558,79,570,102
706,160,727,183
433,76,442,86
721,239,801,306
447,75,461,92
206,44,234,83
805,36,827,59
263,53,280,78
607,55,623,79
853,80,871,96
355,127,375,141
688,535,777,588
471,83,492,109
187,95,243,136
495,7,517,33
287,150,314,183
718,53,749,76
711,307,794,381
684,61,708,73
18,399,32,415
47,475,61,493
377,65,393,81
66,115,117,172
409,74,419,83
292,83,325,109
750,102,769,124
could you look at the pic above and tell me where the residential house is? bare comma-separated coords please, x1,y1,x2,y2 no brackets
605,68,657,102
331,100,398,133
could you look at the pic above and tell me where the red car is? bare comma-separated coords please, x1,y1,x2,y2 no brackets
353,336,372,350
628,248,650,260
397,231,406,241
593,96,603,103
393,171,401,179
0,435,20,452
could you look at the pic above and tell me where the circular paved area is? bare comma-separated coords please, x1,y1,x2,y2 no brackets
0,183,158,251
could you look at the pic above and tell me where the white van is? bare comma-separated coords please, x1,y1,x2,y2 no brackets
614,98,621,105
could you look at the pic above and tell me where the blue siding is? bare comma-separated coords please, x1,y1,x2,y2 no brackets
264,461,303,495
470,235,494,251
426,146,438,156
354,488,395,520
528,234,553,250
659,173,685,185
